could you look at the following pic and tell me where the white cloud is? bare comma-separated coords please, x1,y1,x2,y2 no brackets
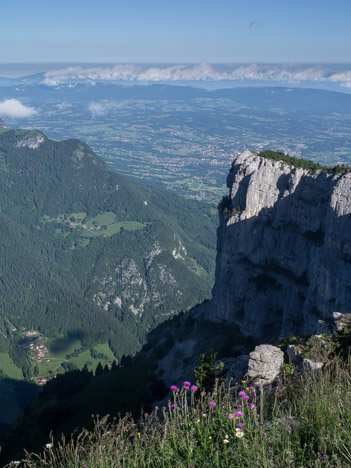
0,99,37,118
42,64,351,89
88,101,124,117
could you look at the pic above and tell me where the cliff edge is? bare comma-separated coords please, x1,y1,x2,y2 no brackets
208,150,351,340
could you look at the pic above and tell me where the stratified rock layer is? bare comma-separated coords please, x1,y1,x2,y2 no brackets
209,150,351,339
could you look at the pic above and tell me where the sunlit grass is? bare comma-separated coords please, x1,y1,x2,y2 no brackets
8,355,351,467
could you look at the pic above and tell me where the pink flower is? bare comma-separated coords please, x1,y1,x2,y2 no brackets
235,411,243,418
191,385,198,391
238,391,246,397
170,385,178,391
243,395,250,401
228,413,234,419
250,403,256,410
238,423,244,428
170,404,175,409
183,381,191,387
154,406,159,410
215,377,219,381
209,401,216,407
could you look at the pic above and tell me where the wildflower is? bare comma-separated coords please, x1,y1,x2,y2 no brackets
170,385,178,391
246,387,249,391
196,419,200,423
191,385,198,391
238,391,246,397
209,401,216,407
250,403,256,410
259,384,263,388
243,395,250,401
224,438,229,444
228,413,234,419
256,414,260,418
144,412,148,417
237,405,242,409
209,436,212,439
235,411,243,418
323,455,329,460
275,386,279,390
238,423,244,429
170,404,175,409
154,406,159,410
12,462,21,466
137,432,141,438
230,376,234,380
215,377,219,381
241,380,246,383
337,422,342,427
183,381,191,387
45,443,53,449
236,431,244,438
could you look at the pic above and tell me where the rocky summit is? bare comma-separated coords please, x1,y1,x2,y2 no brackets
209,150,351,340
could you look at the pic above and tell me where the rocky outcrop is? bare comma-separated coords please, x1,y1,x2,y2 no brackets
247,345,284,385
0,118,5,128
209,151,351,340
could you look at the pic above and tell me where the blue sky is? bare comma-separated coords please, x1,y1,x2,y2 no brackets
1,0,350,63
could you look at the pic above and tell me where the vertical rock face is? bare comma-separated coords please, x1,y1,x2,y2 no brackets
208,150,351,340
0,119,5,128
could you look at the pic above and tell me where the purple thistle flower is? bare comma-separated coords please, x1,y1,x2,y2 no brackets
209,401,216,407
228,413,234,419
250,403,256,410
215,377,219,381
238,423,244,428
183,381,191,387
235,411,243,418
238,391,246,397
237,405,242,409
170,385,178,391
191,385,198,391
243,395,250,401
170,404,175,409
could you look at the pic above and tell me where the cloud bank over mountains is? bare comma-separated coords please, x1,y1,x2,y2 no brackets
0,99,37,118
43,63,351,89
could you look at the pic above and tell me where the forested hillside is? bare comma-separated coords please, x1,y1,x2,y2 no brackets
0,128,217,380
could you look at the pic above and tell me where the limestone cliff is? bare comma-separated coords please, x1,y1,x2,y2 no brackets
208,150,351,340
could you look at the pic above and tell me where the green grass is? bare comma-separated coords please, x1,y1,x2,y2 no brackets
46,337,81,359
19,355,351,467
93,343,115,362
85,211,116,227
0,354,22,380
81,221,148,237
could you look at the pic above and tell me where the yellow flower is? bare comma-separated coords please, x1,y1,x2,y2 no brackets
246,387,249,391
137,432,141,438
241,380,246,383
337,422,342,427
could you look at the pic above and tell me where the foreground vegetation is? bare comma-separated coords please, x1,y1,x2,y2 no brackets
258,150,351,174
7,352,351,467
